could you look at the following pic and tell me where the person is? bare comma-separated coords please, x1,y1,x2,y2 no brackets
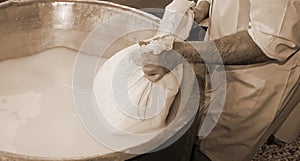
141,0,300,160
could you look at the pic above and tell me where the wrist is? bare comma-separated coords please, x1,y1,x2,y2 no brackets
173,41,205,64
194,1,210,23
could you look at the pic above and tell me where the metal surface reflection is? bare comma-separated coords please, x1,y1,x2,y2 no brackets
0,1,203,161
0,0,160,62
0,0,159,160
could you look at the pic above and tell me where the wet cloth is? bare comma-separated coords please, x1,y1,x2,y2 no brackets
93,0,195,133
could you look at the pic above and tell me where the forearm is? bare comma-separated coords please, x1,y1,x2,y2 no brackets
174,30,272,65
194,1,210,24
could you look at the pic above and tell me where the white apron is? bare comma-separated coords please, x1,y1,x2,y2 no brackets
197,0,300,160
274,102,300,143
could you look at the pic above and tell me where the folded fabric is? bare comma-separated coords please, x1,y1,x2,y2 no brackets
140,0,195,54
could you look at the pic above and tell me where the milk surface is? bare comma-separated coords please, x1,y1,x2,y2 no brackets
0,47,112,158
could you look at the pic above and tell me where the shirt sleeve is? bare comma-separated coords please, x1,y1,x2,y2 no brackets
247,0,300,62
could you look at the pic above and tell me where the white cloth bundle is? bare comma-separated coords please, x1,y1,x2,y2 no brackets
94,0,195,133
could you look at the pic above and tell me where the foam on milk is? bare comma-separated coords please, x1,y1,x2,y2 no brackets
0,47,112,158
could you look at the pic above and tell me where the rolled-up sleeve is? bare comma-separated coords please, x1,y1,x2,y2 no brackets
248,0,300,62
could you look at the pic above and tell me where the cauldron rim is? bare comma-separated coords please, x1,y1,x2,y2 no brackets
0,0,161,160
